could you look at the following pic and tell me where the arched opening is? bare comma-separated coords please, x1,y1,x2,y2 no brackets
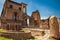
27,18,29,27
25,19,27,25
13,12,17,21
6,24,9,30
15,25,20,31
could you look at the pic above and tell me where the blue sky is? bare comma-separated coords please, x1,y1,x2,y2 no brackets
0,0,60,19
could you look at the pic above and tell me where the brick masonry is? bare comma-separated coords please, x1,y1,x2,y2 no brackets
0,32,31,40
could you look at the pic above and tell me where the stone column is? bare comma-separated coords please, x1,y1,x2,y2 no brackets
49,16,59,38
25,6,27,14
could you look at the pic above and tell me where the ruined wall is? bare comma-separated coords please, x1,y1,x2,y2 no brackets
31,10,40,21
1,0,27,20
31,10,41,27
58,18,60,38
1,0,28,30
0,32,31,40
58,18,60,32
49,16,59,38
2,0,22,20
29,18,35,28
40,19,49,29
1,19,23,30
0,17,1,28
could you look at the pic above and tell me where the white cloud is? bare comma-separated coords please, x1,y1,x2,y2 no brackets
41,17,48,19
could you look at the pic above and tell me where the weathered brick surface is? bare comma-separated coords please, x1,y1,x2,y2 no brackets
0,32,31,40
49,16,59,38
40,19,49,29
31,10,41,27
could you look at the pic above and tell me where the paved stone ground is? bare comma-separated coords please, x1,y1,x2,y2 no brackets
22,28,49,31
22,28,50,40
34,30,50,40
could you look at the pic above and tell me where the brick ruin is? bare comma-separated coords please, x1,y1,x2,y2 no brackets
49,16,59,38
0,0,60,39
0,0,50,30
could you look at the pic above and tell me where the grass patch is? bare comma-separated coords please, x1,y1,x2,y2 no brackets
0,29,8,32
22,28,30,33
0,37,13,40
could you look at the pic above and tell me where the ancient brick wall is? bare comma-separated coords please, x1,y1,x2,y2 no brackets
2,0,22,20
1,0,28,30
31,10,41,27
40,19,49,29
29,18,35,28
0,32,31,40
59,33,60,38
59,18,60,38
1,0,27,20
0,18,1,28
58,18,60,32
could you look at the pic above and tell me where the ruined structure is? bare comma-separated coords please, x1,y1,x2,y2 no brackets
1,0,35,30
49,16,59,38
0,0,60,39
0,0,59,30
0,0,49,30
